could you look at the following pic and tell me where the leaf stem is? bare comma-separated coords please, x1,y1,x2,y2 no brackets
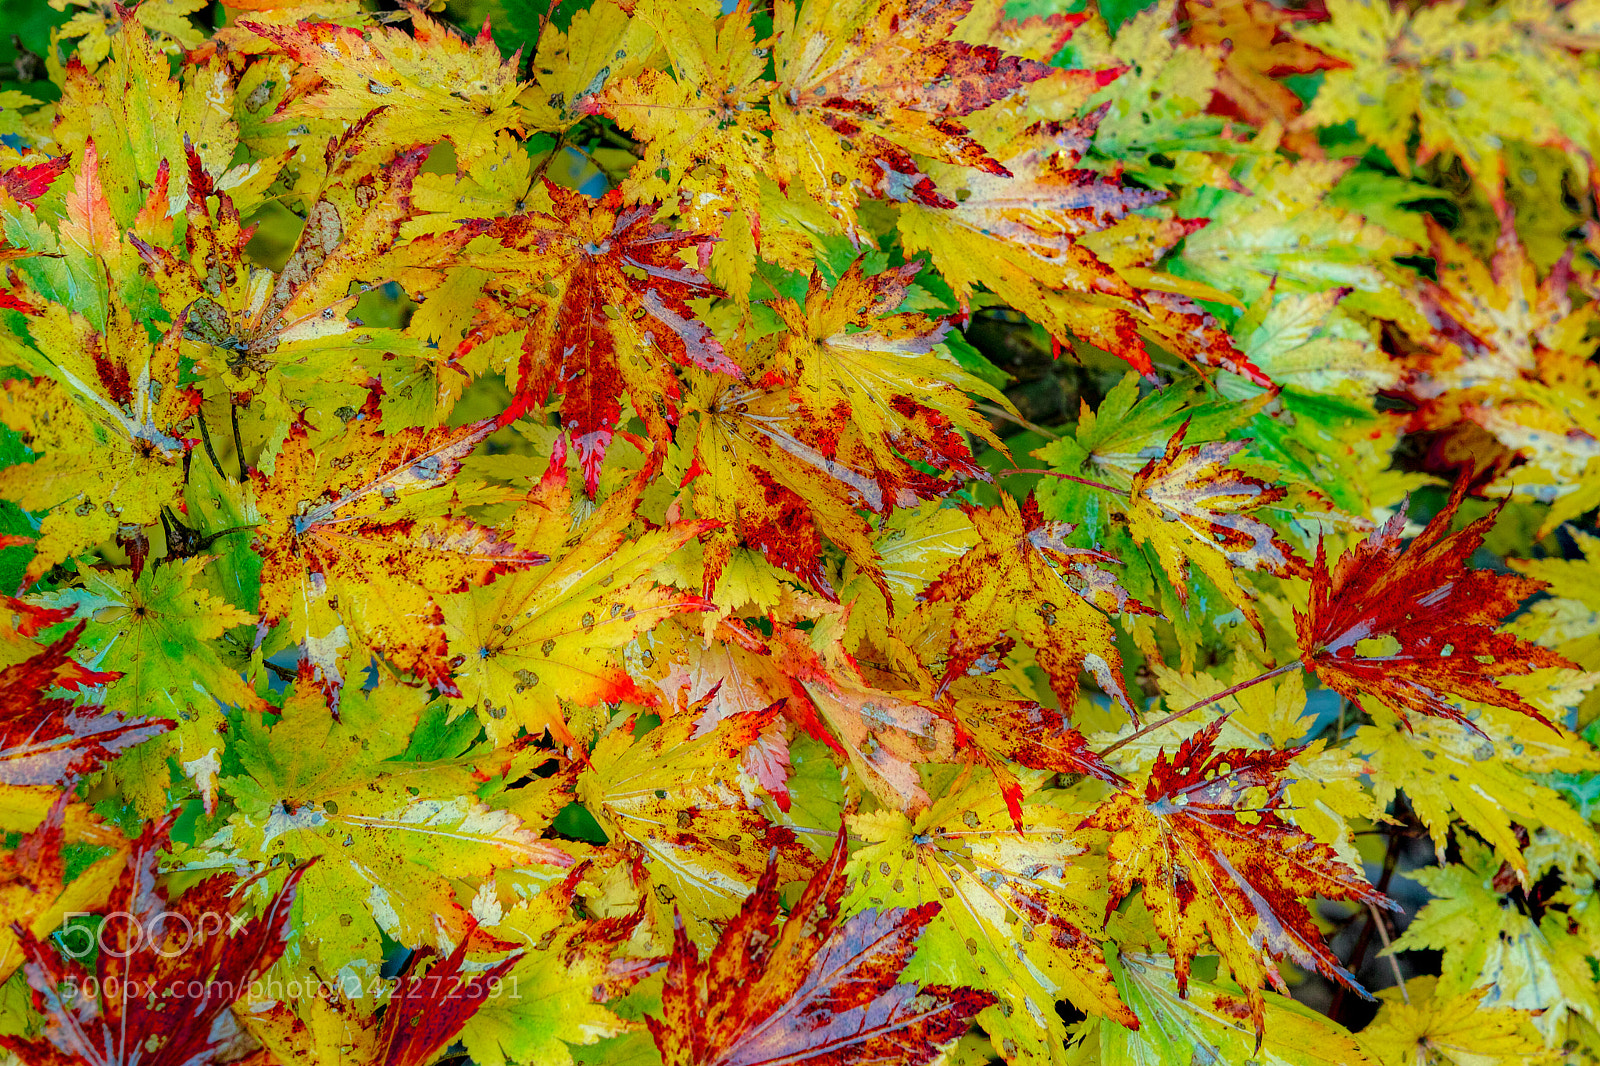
1098,660,1303,758
231,401,248,482
197,413,226,480
997,468,1129,496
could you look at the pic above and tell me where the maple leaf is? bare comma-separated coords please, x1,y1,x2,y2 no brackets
54,0,207,66
766,621,956,813
520,0,667,132
681,261,1004,600
1171,154,1418,328
241,929,525,1066
677,369,883,600
1396,216,1590,426
1080,718,1394,1041
135,139,486,448
897,114,1271,385
203,671,571,969
44,550,256,717
1097,658,1381,871
1295,481,1575,731
773,261,1005,495
461,184,737,490
1360,976,1558,1066
649,825,995,1066
373,936,523,1066
0,155,70,206
459,865,644,1066
1359,702,1600,879
1391,214,1600,534
0,794,127,986
50,14,271,231
0,816,307,1066
1066,2,1234,191
442,455,712,748
39,555,261,813
1390,837,1600,1036
847,768,1133,1065
0,621,169,788
1293,0,1596,201
253,414,542,703
1095,951,1379,1066
576,697,815,948
1177,0,1339,135
592,0,774,231
245,12,526,170
918,492,1150,718
0,308,196,580
1125,421,1308,635
1029,374,1299,655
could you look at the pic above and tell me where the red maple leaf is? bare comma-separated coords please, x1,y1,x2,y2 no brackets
0,622,167,787
1295,480,1573,730
1,817,308,1066
648,826,995,1066
463,184,740,492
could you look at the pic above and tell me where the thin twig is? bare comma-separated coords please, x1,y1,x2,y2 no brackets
1331,822,1405,1023
1099,661,1303,758
1369,902,1409,1003
589,120,642,157
526,130,566,192
998,468,1129,496
974,402,1061,441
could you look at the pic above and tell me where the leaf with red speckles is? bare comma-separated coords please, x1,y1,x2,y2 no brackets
595,0,1069,244
253,414,545,706
459,183,736,493
1295,478,1575,731
918,492,1154,720
440,455,713,749
679,261,1006,600
648,825,995,1066
0,622,169,788
0,816,308,1066
1080,717,1394,1045
1126,421,1309,636
898,113,1272,386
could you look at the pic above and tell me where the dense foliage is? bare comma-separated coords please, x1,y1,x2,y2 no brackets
3,0,1600,1063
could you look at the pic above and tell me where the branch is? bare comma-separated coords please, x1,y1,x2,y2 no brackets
997,468,1129,496
1098,661,1303,758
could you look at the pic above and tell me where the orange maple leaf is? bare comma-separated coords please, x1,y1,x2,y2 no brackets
1178,0,1339,140
1082,718,1393,1044
919,492,1154,717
